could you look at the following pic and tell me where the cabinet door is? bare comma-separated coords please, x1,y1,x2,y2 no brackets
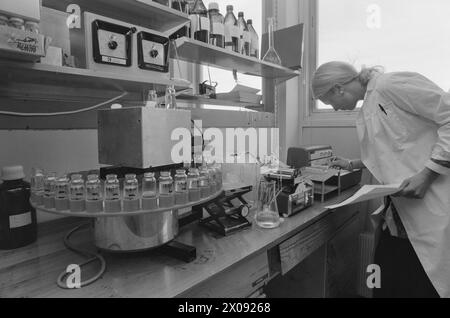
179,252,269,298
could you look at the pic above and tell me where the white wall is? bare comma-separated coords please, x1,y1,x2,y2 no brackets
0,130,100,223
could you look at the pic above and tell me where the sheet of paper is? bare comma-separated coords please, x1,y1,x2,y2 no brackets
231,84,260,94
325,183,401,210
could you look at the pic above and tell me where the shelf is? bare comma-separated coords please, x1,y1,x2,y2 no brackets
43,0,189,34
176,94,264,109
171,37,301,82
0,61,191,94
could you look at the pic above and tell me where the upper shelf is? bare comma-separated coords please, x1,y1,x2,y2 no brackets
43,0,189,34
0,61,191,93
170,37,301,82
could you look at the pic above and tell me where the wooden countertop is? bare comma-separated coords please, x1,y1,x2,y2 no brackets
0,187,360,298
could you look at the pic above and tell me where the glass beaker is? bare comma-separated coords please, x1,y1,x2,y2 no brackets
262,17,281,65
255,179,281,229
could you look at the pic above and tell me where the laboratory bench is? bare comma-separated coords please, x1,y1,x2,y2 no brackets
0,186,364,298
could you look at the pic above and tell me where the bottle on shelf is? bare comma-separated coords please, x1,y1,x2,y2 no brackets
187,168,200,202
30,167,45,205
247,19,260,59
0,165,37,250
55,174,70,211
262,17,282,65
69,174,85,212
159,171,174,208
174,169,188,205
224,5,239,53
142,172,158,210
237,12,250,56
208,2,225,48
164,85,177,109
86,174,103,213
189,0,210,43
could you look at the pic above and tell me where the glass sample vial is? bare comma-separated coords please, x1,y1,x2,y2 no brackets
199,166,210,198
43,172,57,209
214,163,223,189
86,174,103,213
174,169,188,205
207,165,217,193
159,171,174,208
24,21,39,34
142,172,158,210
123,174,139,212
104,174,121,213
9,17,25,30
30,168,45,205
187,168,200,202
69,174,85,212
55,175,70,211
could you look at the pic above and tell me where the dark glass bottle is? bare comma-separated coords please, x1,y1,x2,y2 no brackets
224,5,239,53
189,0,209,43
208,2,225,48
237,12,250,56
0,166,37,250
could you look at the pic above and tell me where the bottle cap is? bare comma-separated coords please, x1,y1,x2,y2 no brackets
9,17,24,24
208,2,219,11
226,5,233,11
1,166,25,181
247,19,253,24
238,12,244,17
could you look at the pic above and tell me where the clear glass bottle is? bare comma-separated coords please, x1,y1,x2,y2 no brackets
142,172,157,198
104,174,120,201
0,15,9,26
247,19,259,59
9,17,25,30
208,2,225,48
69,174,85,201
24,21,39,34
174,169,188,205
86,174,102,201
164,85,177,109
224,5,239,53
55,175,69,200
30,168,45,202
262,17,281,65
123,174,139,201
207,164,217,193
187,168,200,202
237,12,250,56
159,171,174,208
189,0,209,43
43,172,57,198
199,166,210,198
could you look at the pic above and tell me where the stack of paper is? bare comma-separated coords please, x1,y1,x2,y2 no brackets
216,84,262,104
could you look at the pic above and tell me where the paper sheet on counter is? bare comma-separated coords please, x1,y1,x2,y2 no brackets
325,183,401,210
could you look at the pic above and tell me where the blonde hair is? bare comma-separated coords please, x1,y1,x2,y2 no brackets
311,61,383,99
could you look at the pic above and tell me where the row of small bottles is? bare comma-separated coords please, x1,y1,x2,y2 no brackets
186,1,259,58
30,165,222,213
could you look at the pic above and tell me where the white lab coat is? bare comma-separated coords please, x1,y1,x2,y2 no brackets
356,72,450,297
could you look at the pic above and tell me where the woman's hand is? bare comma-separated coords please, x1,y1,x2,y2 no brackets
328,156,352,170
394,168,439,199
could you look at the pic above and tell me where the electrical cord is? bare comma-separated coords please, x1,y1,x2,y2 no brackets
56,222,106,289
0,92,128,117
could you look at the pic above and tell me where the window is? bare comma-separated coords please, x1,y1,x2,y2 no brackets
315,0,450,111
200,0,263,110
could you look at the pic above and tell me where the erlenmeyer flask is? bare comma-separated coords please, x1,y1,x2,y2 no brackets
262,17,281,65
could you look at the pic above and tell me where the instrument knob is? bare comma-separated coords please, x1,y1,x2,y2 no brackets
149,49,159,58
108,40,118,50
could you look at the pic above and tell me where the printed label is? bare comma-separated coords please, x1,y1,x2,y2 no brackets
199,17,210,33
212,23,225,36
9,212,32,229
102,56,127,65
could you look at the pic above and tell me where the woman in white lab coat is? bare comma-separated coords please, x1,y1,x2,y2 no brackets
311,61,450,298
